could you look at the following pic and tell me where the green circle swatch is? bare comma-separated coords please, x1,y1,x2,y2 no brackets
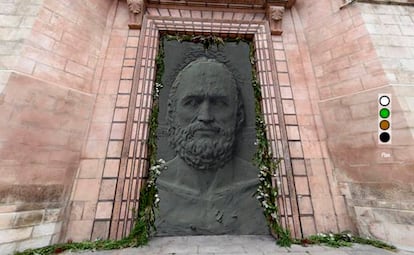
379,108,390,118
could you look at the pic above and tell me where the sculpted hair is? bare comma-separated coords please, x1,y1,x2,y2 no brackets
166,58,245,134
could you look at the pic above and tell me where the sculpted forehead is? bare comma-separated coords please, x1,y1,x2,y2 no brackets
175,61,237,97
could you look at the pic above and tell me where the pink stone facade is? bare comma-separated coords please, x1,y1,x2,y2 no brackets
0,0,413,253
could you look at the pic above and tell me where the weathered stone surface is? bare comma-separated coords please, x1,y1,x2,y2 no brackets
0,213,15,230
0,227,32,243
17,235,52,252
0,185,64,204
33,222,61,237
0,242,17,255
14,211,43,228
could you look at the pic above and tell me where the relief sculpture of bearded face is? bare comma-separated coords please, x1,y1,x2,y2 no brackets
167,58,244,171
156,54,267,236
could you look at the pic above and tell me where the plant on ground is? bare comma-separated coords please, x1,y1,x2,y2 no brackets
293,232,397,251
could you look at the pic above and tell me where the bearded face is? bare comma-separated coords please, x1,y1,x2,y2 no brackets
167,58,244,171
168,120,236,170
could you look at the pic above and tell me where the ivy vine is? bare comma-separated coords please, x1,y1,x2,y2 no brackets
249,42,291,246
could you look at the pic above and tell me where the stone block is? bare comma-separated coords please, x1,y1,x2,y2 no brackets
69,201,84,220
83,140,108,158
282,99,295,114
0,242,17,255
107,140,123,158
100,75,121,93
65,220,93,242
17,235,52,252
116,94,130,108
298,196,313,215
301,141,322,159
78,159,103,179
32,222,61,237
286,125,300,141
99,179,117,200
0,14,23,27
314,213,339,233
0,3,17,14
82,202,97,221
0,227,32,243
91,220,110,240
72,179,100,202
288,141,304,158
88,123,111,140
294,177,310,195
43,209,61,223
300,216,317,236
13,211,43,228
65,60,94,80
310,160,332,186
124,47,137,59
103,159,120,178
309,176,333,199
95,202,113,219
22,45,66,70
0,213,15,230
113,108,128,123
121,66,134,80
291,159,307,176
298,125,317,142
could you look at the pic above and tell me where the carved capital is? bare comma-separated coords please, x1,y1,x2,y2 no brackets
127,0,145,29
267,5,285,35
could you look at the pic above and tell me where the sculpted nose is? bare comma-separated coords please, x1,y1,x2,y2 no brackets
197,101,213,123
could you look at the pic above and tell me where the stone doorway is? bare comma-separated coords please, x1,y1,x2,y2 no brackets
65,0,345,242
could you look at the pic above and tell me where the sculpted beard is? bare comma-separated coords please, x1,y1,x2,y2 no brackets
169,121,236,170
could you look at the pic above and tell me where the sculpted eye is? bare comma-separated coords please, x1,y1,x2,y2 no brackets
183,97,201,107
211,98,228,107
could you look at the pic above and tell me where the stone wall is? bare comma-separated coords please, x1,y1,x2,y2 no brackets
0,0,44,92
356,3,414,249
286,0,414,249
281,2,358,235
0,1,114,253
65,0,135,241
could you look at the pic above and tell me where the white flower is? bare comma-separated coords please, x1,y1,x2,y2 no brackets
260,165,268,171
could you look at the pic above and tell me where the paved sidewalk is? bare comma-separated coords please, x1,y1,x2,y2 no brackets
63,235,414,255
